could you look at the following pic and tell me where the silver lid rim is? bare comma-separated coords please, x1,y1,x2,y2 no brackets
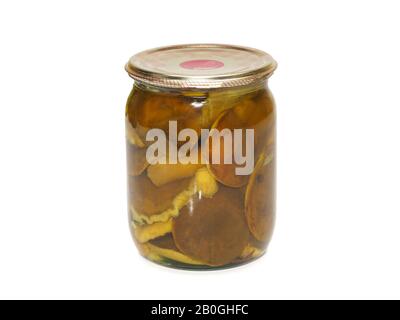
125,44,277,89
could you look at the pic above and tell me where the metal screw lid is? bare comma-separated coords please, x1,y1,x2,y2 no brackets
125,44,277,89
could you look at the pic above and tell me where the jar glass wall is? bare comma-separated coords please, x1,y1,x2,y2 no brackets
125,80,276,270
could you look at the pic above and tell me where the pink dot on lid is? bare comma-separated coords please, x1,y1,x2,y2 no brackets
180,59,224,70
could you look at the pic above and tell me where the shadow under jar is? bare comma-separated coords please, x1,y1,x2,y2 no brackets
125,44,277,270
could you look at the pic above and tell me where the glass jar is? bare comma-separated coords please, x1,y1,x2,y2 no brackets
125,44,277,270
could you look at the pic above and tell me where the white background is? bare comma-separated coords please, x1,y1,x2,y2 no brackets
0,0,399,300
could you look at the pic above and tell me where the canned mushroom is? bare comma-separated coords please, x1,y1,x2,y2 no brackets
125,44,277,270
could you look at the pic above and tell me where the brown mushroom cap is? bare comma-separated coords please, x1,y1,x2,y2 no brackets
172,185,249,266
206,90,274,188
129,173,191,217
149,234,179,250
245,154,276,242
148,234,206,266
236,234,267,262
126,141,149,176
129,88,204,139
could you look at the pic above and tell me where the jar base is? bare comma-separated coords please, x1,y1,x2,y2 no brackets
140,251,267,271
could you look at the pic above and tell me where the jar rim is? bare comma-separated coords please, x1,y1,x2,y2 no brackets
125,44,277,89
